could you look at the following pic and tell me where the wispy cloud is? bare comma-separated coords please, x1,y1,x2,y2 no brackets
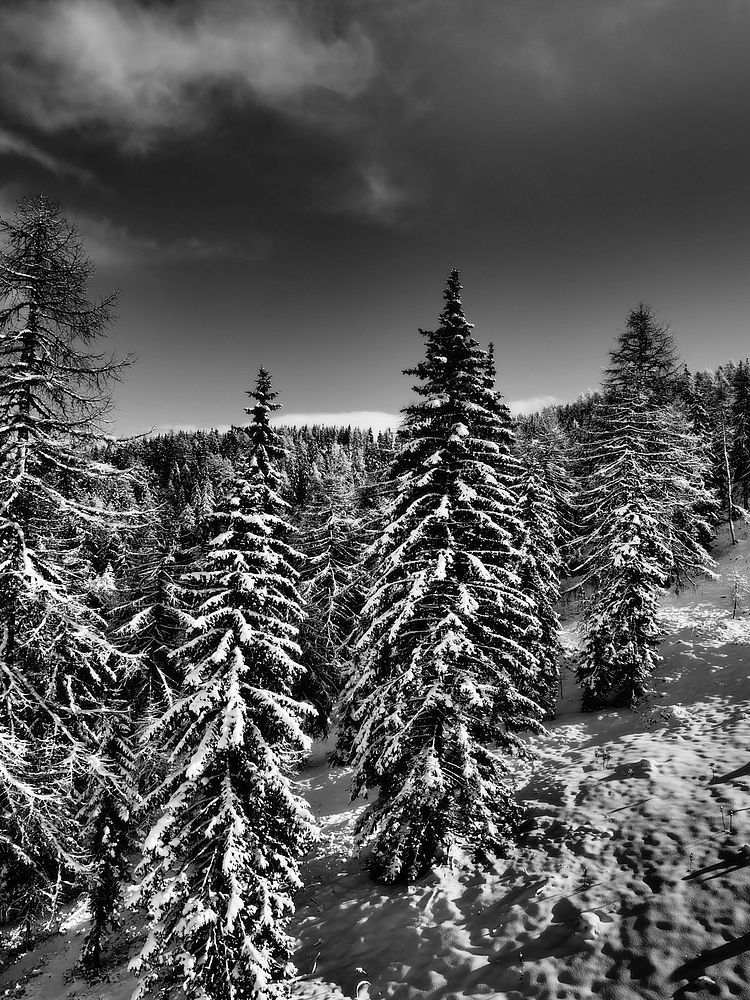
594,0,679,33
0,126,93,182
505,37,572,101
329,161,420,226
496,0,682,102
271,411,400,433
77,215,268,269
507,395,560,416
357,164,415,223
0,0,376,148
0,187,258,268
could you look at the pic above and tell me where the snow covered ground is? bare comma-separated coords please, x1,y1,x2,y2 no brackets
4,530,750,1000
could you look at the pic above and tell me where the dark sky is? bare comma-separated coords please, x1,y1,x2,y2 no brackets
1,0,750,435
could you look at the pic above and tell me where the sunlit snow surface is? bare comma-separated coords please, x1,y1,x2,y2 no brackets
4,529,750,999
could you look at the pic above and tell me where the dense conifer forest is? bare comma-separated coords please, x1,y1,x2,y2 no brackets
3,196,750,998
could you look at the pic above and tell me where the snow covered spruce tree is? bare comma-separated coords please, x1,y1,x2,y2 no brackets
0,195,131,919
79,713,138,969
343,270,543,884
296,445,364,735
730,359,750,508
132,368,316,1000
603,305,716,589
677,369,729,539
114,525,194,724
575,381,714,710
517,443,562,717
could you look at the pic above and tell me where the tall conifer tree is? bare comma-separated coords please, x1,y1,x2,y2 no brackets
343,271,542,884
576,383,714,709
80,714,137,968
114,529,194,723
517,444,562,717
132,368,315,1000
598,305,715,587
0,195,130,919
730,359,750,508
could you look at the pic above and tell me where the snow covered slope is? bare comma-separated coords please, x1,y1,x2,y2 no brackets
4,531,750,1000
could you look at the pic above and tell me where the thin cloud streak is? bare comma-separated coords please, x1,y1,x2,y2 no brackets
355,163,415,224
0,126,94,182
323,160,422,226
0,0,376,148
77,215,268,270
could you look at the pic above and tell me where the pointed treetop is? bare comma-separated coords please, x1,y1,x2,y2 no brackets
246,365,281,420
445,267,462,299
244,365,286,487
439,268,475,332
604,303,680,396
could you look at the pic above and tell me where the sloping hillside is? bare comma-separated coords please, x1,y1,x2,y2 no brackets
4,532,750,1000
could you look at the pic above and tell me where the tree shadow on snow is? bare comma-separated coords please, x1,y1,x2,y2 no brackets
683,846,750,884
709,760,750,785
670,931,750,994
